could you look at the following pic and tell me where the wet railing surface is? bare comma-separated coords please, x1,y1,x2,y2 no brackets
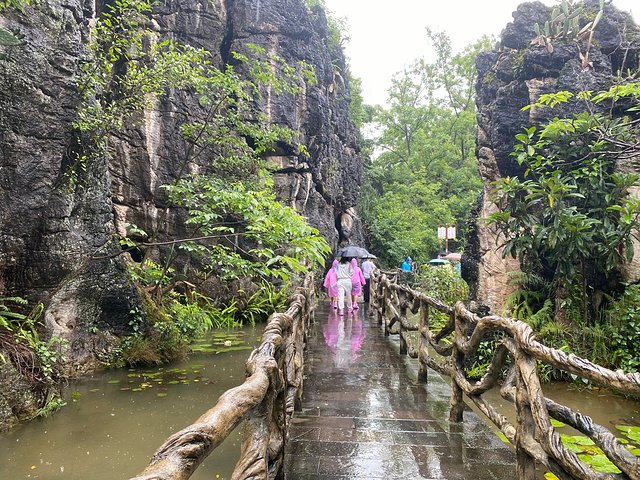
369,269,640,480
132,274,315,480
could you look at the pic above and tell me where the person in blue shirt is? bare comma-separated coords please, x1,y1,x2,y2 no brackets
401,256,412,272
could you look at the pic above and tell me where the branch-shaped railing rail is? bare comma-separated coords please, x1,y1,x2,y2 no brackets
369,269,640,480
131,274,315,480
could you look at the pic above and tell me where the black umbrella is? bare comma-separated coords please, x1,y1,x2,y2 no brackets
336,245,371,258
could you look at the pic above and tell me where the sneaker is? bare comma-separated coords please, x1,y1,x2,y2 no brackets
353,302,359,310
348,307,353,313
338,309,344,316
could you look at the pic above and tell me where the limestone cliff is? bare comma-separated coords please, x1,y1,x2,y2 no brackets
0,0,363,419
465,0,640,314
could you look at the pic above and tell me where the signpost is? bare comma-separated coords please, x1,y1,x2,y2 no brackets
437,224,456,253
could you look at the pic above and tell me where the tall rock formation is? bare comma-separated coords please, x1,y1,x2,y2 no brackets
0,0,362,376
465,0,640,315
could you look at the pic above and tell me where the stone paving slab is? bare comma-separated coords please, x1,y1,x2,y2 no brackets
284,302,516,479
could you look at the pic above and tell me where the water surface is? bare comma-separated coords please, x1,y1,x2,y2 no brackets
0,327,260,479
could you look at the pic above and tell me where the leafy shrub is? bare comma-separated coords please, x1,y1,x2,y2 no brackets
168,292,217,341
602,284,640,373
0,297,67,416
415,264,468,330
115,283,289,367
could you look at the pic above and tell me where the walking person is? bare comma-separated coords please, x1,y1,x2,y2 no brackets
350,258,366,310
402,256,412,272
336,257,354,316
361,256,375,303
323,259,338,309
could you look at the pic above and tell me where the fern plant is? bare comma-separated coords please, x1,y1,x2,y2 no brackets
0,296,27,330
503,271,554,321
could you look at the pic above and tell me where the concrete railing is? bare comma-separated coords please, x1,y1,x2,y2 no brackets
369,269,640,480
131,273,315,480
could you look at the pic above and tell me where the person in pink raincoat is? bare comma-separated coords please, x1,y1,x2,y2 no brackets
323,259,339,309
350,258,366,310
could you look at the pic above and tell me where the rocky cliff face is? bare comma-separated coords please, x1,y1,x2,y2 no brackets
465,0,640,314
0,0,362,384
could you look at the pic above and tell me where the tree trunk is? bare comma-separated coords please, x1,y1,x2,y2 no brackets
554,280,570,325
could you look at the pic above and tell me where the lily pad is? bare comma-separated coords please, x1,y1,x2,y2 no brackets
214,346,253,354
107,380,120,384
157,393,168,397
577,454,621,474
561,434,595,446
89,389,100,393
615,425,640,444
564,442,585,453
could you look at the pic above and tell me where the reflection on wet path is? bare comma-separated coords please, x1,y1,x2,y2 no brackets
285,302,516,479
323,311,366,367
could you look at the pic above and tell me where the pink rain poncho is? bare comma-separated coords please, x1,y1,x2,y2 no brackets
350,258,366,296
323,259,338,298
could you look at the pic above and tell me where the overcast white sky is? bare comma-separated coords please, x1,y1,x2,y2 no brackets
321,0,637,107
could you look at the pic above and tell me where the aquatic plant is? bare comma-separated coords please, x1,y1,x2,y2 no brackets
544,425,640,478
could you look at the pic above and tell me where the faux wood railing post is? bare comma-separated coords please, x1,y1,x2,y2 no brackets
515,350,536,480
417,300,428,384
369,271,378,320
399,296,408,355
375,272,384,326
368,273,374,317
449,310,465,422
383,285,391,337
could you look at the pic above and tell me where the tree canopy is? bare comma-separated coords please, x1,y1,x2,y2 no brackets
359,31,489,267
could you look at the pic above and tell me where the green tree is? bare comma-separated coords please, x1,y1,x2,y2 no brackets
487,85,640,323
73,0,328,293
359,31,488,266
165,176,330,282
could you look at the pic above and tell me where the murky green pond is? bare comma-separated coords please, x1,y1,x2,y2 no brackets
0,327,260,479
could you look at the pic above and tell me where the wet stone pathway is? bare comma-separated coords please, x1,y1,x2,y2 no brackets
284,301,516,479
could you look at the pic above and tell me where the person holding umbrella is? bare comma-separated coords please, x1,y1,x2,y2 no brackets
335,257,354,315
